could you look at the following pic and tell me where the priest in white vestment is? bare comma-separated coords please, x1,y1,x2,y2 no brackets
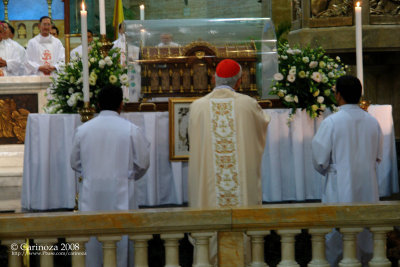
25,16,65,76
312,75,383,267
188,59,270,209
70,30,93,60
157,33,179,47
70,85,150,267
0,22,27,76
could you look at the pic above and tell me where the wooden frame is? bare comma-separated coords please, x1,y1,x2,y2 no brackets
168,97,198,161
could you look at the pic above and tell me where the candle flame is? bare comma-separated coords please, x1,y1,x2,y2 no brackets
140,4,144,9
81,1,86,11
356,1,361,7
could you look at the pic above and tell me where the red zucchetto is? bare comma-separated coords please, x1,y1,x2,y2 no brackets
216,59,241,78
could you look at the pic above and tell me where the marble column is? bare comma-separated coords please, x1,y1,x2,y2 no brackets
1,239,25,267
129,234,153,267
247,230,270,267
338,228,363,267
34,238,58,267
308,228,331,267
98,236,121,267
191,232,214,267
369,227,393,267
160,233,184,267
277,229,301,267
66,236,90,267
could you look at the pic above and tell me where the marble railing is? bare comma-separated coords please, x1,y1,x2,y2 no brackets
1,202,399,267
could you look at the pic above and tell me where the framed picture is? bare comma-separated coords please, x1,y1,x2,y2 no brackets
169,97,198,161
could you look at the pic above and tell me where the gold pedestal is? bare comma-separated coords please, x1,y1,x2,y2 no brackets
100,34,113,57
79,102,95,122
359,97,371,112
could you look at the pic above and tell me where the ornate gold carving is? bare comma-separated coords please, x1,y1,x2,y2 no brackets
312,0,353,18
78,102,95,123
47,0,52,18
359,98,372,111
195,51,205,59
370,0,400,15
3,0,9,21
181,41,219,57
0,98,29,143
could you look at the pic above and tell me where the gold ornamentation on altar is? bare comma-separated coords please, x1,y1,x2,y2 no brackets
359,98,372,111
311,0,353,18
195,51,205,59
0,99,29,143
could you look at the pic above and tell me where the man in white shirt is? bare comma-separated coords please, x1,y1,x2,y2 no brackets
25,16,65,76
70,30,93,60
157,33,179,47
312,75,383,266
0,22,27,76
113,23,127,65
71,84,150,267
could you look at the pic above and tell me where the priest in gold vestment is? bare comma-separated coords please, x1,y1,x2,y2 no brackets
188,59,270,208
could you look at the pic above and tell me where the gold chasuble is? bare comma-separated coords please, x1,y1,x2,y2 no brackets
188,88,270,208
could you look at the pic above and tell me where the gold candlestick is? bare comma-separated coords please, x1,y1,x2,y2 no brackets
79,102,95,122
47,0,52,18
3,0,9,21
100,34,113,57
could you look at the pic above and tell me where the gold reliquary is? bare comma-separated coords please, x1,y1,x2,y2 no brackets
139,41,258,98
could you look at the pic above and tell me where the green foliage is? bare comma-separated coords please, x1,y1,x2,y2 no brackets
270,42,348,122
275,21,291,44
45,40,128,114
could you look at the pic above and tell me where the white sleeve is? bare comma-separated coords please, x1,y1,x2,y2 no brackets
6,43,27,76
311,118,333,175
54,41,65,72
70,130,82,173
25,40,40,75
130,125,150,180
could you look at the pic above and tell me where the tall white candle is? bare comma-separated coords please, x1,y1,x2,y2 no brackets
355,1,364,94
99,0,106,35
81,2,90,102
140,4,145,20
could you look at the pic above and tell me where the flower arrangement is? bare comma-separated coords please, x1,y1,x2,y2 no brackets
270,42,347,122
45,40,128,114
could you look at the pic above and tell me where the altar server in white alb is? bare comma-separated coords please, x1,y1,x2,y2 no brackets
70,30,93,60
70,84,150,267
188,59,270,208
25,16,65,76
0,22,27,76
312,75,383,266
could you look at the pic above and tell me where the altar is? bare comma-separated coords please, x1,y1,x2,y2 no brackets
21,105,399,210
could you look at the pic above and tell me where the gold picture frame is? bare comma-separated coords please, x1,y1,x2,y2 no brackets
169,97,198,161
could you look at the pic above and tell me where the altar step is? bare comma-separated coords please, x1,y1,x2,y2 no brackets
0,145,23,212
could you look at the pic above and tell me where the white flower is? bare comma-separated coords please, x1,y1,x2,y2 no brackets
322,75,329,83
328,72,334,78
311,72,322,83
281,55,288,60
99,59,106,69
294,95,299,103
324,89,331,96
311,104,319,111
293,49,301,54
273,73,284,81
298,70,306,78
119,74,129,84
319,61,326,68
272,87,277,91
284,94,294,102
336,56,341,62
320,104,326,111
105,56,113,66
109,75,118,84
68,88,74,94
317,96,324,103
309,61,318,68
90,71,98,79
302,57,310,63
90,57,96,63
277,90,285,97
76,77,83,85
289,68,296,75
287,74,296,83
287,48,294,54
89,77,96,86
313,89,320,97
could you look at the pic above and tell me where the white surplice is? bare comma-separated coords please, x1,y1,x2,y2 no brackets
188,86,270,208
70,44,82,60
0,39,27,76
25,34,65,76
70,110,150,267
312,104,383,267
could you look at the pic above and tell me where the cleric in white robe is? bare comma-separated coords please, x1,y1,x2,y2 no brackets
70,30,93,60
312,75,383,266
70,85,150,267
188,59,270,208
25,16,65,76
0,22,27,76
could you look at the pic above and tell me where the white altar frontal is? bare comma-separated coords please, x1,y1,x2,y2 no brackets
21,106,399,210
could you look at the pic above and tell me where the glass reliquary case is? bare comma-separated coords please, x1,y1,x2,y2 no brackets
125,18,278,102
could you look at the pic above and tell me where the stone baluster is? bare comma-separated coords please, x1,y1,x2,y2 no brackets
191,232,214,267
2,239,24,267
161,233,184,267
34,238,58,267
338,227,363,267
65,236,90,267
277,229,301,267
97,236,121,267
246,230,270,267
308,228,331,267
369,227,393,267
129,234,153,267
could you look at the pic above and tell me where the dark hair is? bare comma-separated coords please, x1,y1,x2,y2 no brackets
39,16,51,23
8,24,14,35
51,25,59,35
98,84,123,111
335,75,362,104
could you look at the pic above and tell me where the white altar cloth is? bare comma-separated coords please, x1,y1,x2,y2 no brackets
21,105,398,210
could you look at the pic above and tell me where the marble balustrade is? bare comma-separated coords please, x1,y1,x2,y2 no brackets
0,202,399,267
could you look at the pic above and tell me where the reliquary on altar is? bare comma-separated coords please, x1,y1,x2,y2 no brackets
125,18,278,101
